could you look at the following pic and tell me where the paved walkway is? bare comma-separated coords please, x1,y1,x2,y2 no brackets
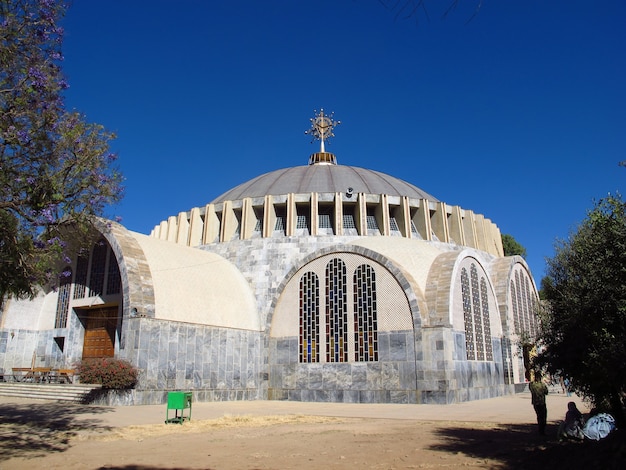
0,386,587,429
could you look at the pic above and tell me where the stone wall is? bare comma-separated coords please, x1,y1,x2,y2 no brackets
119,317,263,404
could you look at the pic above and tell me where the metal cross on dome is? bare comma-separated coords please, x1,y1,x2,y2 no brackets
305,109,340,153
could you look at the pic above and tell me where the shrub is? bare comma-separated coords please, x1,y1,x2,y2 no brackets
76,357,138,389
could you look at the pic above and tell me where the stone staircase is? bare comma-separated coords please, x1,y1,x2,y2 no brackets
0,382,102,403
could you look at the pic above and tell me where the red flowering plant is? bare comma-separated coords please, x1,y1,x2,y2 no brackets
76,358,138,389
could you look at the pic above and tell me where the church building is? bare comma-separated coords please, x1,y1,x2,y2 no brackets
0,111,539,405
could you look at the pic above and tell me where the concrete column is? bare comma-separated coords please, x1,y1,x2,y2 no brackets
263,195,274,238
377,194,390,236
202,204,220,244
286,194,296,237
431,202,449,243
395,196,411,238
310,193,319,236
187,207,203,247
414,199,432,241
166,216,178,242
356,193,366,236
158,221,168,240
448,205,466,246
150,225,160,239
335,193,343,236
220,201,237,242
175,211,189,245
474,213,487,252
241,198,255,240
462,209,478,249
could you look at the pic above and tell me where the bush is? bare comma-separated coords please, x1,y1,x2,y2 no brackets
76,358,138,389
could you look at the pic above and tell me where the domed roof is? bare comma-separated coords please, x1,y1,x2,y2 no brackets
211,157,439,204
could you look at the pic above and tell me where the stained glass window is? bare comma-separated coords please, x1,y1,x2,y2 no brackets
55,268,72,328
299,272,320,363
326,259,348,362
353,264,378,361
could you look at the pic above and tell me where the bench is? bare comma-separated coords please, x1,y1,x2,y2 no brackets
51,368,75,384
11,367,52,382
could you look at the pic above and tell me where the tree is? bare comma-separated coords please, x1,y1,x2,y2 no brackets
502,233,527,258
1,0,123,302
539,194,626,425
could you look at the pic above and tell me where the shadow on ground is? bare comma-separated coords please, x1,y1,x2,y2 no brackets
429,422,626,469
0,401,113,460
96,465,204,470
96,467,204,470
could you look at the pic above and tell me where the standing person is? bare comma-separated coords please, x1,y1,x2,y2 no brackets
529,371,549,435
564,377,572,396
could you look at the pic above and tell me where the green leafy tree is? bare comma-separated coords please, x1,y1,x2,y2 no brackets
0,0,123,302
539,194,626,425
501,233,527,258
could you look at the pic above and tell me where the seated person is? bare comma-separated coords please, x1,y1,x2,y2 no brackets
558,401,585,440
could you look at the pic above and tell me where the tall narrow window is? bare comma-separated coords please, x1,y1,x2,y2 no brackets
515,271,527,334
88,240,107,296
318,206,334,235
296,205,310,235
524,276,536,338
342,205,358,236
470,264,484,360
353,264,378,361
274,207,286,235
326,259,348,362
253,207,263,235
461,268,475,360
55,268,72,328
73,253,89,299
511,280,520,334
299,272,320,363
366,207,380,235
480,277,493,361
520,271,530,334
106,253,121,295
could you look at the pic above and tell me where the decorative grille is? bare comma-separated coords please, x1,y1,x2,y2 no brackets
299,272,320,363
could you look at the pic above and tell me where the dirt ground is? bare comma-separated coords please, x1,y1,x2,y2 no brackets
1,408,624,470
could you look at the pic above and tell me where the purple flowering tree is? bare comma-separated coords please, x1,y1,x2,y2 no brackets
0,0,123,302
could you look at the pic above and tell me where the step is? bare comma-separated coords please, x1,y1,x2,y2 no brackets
0,382,102,403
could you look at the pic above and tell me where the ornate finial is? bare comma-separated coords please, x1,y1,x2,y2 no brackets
305,109,340,153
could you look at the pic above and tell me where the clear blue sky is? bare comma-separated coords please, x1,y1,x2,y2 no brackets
60,0,625,284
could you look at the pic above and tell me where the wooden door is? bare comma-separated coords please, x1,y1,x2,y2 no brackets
82,307,118,359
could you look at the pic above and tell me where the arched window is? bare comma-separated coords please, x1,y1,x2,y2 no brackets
299,272,320,363
326,259,348,362
55,268,72,328
470,264,484,360
461,263,493,361
353,264,378,361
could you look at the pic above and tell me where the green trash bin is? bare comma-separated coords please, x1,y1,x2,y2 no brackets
165,391,192,424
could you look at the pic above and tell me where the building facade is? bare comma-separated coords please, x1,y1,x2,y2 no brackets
0,146,539,405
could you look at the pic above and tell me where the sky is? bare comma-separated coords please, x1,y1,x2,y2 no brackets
59,0,626,284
